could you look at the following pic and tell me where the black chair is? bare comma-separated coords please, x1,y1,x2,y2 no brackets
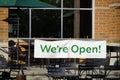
105,46,120,78
9,63,22,74
59,62,76,67
47,66,79,80
47,67,65,80
107,46,120,66
78,59,106,80
2,71,16,80
9,63,25,80
59,61,78,74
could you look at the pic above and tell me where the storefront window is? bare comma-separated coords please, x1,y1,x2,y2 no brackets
41,0,61,7
8,0,93,66
80,0,92,8
63,10,74,38
31,9,61,38
9,9,29,37
80,10,92,38
9,0,93,38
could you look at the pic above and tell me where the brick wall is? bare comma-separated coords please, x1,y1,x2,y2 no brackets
0,8,8,42
95,0,120,43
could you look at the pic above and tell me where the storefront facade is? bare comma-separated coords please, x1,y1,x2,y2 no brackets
0,0,120,64
0,0,120,40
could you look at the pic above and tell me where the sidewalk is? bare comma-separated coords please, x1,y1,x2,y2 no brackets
0,66,49,80
24,67,48,80
0,66,120,80
24,66,120,80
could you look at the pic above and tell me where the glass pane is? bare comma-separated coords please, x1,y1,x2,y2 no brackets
80,0,92,8
31,9,61,38
63,10,92,38
9,9,29,38
80,10,92,38
63,10,74,38
63,0,74,8
63,0,92,8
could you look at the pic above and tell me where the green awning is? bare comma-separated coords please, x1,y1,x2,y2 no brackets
0,0,17,7
0,0,56,8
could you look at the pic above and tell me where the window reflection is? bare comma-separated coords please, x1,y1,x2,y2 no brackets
40,0,61,7
63,11,74,38
80,0,92,8
9,9,29,37
32,9,61,38
8,0,93,38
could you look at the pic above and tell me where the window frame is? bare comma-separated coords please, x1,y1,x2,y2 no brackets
9,0,95,38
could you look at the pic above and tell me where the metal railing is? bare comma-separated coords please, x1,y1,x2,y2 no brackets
0,38,120,68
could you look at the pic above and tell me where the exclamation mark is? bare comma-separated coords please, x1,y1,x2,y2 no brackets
99,45,101,53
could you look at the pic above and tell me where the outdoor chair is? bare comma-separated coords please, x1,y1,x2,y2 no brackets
78,59,106,80
1,70,16,80
47,66,79,80
9,64,21,73
107,46,120,66
104,46,120,78
59,61,78,74
9,63,25,80
47,67,65,80
0,71,2,79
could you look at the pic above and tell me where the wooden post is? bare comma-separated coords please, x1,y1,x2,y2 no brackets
74,0,80,38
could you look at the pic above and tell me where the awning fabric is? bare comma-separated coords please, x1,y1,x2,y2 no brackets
0,0,17,7
0,0,56,8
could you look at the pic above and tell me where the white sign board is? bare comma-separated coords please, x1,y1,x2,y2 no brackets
34,40,106,58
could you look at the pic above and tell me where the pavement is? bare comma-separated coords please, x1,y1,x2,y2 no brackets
0,66,49,80
0,65,120,80
24,66,48,80
17,66,120,80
